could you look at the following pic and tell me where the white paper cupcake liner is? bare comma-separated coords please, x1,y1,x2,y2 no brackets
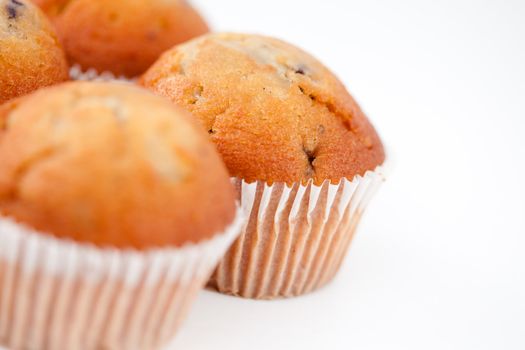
0,209,242,350
208,165,386,299
69,64,134,83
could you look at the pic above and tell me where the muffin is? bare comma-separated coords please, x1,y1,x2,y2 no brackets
0,0,69,104
141,33,387,298
33,0,209,77
0,82,241,349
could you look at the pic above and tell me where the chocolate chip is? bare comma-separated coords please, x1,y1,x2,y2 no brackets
6,6,17,19
6,0,24,20
304,148,316,177
294,65,308,75
307,153,315,165
304,148,316,166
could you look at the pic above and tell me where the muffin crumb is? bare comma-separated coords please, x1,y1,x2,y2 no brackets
189,85,203,104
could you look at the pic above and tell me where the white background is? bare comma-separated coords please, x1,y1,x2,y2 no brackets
170,0,525,349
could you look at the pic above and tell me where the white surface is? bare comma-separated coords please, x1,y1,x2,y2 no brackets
170,0,525,349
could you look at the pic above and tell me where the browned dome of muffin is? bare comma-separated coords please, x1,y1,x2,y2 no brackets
33,0,209,77
0,0,69,104
141,33,385,185
0,82,236,249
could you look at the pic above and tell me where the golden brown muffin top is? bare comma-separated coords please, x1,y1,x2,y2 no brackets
0,0,68,104
0,82,236,249
141,33,385,185
33,0,209,77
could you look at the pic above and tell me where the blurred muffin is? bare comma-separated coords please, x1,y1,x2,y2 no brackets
0,82,235,248
33,0,209,77
0,0,68,104
0,82,240,349
141,33,386,298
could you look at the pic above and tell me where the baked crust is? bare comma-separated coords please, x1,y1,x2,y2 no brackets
141,33,385,185
0,82,236,249
0,0,69,104
33,0,209,77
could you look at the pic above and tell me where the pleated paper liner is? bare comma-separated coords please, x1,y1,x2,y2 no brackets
0,210,242,350
208,165,386,299
69,64,134,83
68,63,386,300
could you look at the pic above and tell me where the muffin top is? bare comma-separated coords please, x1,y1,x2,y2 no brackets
0,0,69,104
0,82,236,249
33,0,209,77
141,33,385,185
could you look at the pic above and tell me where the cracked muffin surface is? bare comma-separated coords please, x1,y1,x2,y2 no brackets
141,33,385,185
0,81,236,249
0,0,68,104
33,0,209,77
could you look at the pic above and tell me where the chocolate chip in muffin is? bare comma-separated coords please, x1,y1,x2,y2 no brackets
303,148,317,176
6,0,24,20
294,65,308,75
